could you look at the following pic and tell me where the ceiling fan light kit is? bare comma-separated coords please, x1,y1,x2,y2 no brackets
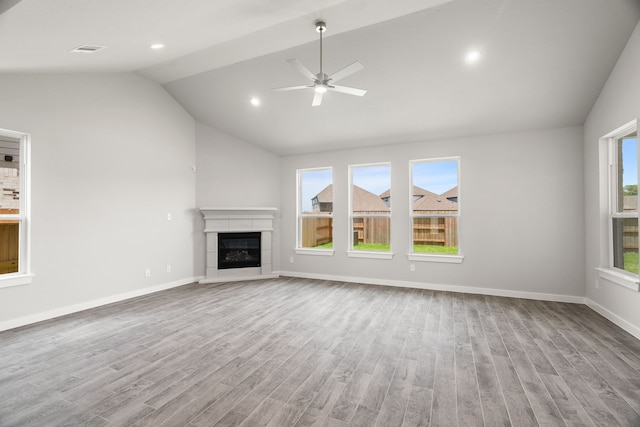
272,21,366,106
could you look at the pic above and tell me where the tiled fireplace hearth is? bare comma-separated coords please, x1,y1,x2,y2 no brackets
200,207,278,284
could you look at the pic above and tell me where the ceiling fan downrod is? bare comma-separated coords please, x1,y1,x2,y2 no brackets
316,21,326,77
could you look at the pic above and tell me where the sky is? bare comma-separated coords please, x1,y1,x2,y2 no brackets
352,164,391,195
300,168,332,212
299,161,459,212
622,137,638,187
412,160,458,195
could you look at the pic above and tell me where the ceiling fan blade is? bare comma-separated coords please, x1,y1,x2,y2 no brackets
312,91,324,106
329,61,364,83
272,85,311,92
287,58,316,81
328,85,367,97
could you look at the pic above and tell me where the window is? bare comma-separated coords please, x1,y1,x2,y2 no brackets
611,132,638,274
599,120,639,290
409,158,462,263
296,168,333,255
0,128,32,287
349,163,392,258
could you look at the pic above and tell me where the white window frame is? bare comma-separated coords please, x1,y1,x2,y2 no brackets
0,128,33,288
295,167,334,256
408,157,463,264
596,120,639,291
348,162,393,260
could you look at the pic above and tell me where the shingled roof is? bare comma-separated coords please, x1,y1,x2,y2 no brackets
440,186,458,200
311,185,457,213
314,184,333,203
310,184,390,213
380,186,437,200
353,185,389,213
413,190,458,212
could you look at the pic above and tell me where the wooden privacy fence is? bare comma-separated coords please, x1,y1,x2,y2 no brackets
623,222,639,252
302,215,458,247
413,217,457,247
352,217,390,245
0,221,19,274
301,217,333,247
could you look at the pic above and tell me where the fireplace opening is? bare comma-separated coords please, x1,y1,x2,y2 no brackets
218,232,261,270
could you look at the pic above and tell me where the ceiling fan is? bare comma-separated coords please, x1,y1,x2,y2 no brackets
272,21,366,107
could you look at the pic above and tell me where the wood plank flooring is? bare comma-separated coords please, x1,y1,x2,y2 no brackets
1,277,640,426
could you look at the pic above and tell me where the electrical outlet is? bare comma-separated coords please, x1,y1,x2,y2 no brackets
167,213,172,221
290,256,294,263
410,264,415,272
166,265,172,273
145,268,151,277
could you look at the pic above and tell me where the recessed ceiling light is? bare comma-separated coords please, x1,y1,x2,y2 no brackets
465,50,481,65
250,97,260,106
150,43,165,50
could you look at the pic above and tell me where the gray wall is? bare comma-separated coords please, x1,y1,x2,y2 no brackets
195,122,281,208
280,127,585,299
584,21,640,333
0,73,197,325
194,122,281,275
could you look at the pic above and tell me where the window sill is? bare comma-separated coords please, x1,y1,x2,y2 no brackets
408,253,464,264
347,251,394,260
0,273,34,289
596,268,640,292
295,248,334,257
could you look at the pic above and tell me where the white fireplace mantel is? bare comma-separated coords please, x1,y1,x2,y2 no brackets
200,207,278,284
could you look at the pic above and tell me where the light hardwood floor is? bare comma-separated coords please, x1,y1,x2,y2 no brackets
1,277,640,426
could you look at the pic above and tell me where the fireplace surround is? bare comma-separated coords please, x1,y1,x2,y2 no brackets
200,207,277,283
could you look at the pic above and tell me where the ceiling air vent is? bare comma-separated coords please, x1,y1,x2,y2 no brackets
70,45,106,54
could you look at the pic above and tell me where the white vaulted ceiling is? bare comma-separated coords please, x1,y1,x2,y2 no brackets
1,0,639,155
0,0,451,77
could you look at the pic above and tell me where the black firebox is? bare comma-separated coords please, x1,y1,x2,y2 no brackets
218,232,261,270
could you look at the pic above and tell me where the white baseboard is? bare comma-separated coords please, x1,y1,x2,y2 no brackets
585,298,640,340
275,270,586,304
0,276,204,332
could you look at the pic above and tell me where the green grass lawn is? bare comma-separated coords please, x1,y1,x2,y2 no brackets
314,242,458,254
624,252,639,274
413,244,459,254
353,243,391,252
314,242,333,249
351,243,459,254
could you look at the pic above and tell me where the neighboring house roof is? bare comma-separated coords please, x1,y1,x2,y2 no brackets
413,191,458,211
312,184,458,212
353,185,389,212
412,186,438,198
379,186,437,199
314,184,333,203
312,184,390,213
440,186,458,200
